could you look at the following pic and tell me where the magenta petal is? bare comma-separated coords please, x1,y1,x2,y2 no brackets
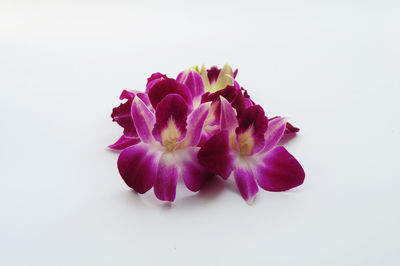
136,92,151,107
234,166,259,203
197,130,234,179
178,147,214,192
184,102,210,147
111,90,138,138
262,117,287,153
146,72,167,93
148,78,193,109
177,70,205,99
220,97,238,133
154,152,178,201
131,97,156,143
108,135,140,150
152,94,188,145
255,146,305,192
117,143,161,194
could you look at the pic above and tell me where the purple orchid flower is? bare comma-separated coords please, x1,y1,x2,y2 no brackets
197,97,305,203
117,93,214,201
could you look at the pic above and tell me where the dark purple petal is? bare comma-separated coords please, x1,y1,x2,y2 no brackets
148,78,193,110
201,85,239,103
131,97,156,143
197,130,234,180
234,166,259,203
255,146,305,192
207,66,221,84
111,90,138,138
146,72,167,93
117,143,161,194
152,94,188,146
233,68,238,78
235,105,268,155
285,121,300,134
178,147,214,192
262,117,287,153
154,152,178,201
108,135,140,150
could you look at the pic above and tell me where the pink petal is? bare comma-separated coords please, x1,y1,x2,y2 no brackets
262,117,287,153
111,90,138,138
152,94,188,145
108,135,140,150
131,97,156,143
177,70,205,99
220,96,238,133
234,166,259,204
178,147,214,192
154,152,179,201
183,102,210,147
235,105,268,155
148,78,193,110
197,130,234,180
145,72,167,93
136,92,151,107
255,146,305,192
117,143,161,194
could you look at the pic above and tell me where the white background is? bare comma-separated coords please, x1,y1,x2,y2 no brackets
1,0,400,265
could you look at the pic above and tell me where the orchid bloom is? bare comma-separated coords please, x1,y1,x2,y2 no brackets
198,98,305,203
117,93,213,201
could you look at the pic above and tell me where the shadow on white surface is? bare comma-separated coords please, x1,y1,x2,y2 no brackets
120,176,240,210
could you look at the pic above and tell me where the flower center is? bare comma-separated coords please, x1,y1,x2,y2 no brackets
237,127,255,156
161,118,181,152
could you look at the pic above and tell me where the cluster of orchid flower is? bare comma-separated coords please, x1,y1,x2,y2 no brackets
109,64,305,204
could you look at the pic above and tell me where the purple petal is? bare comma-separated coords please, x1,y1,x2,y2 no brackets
178,147,214,192
285,121,300,134
108,135,140,150
177,70,205,99
111,90,138,138
220,97,238,133
148,78,193,110
131,97,156,143
117,143,161,194
235,105,268,155
201,85,239,103
206,66,221,84
181,102,210,147
146,72,167,93
136,92,151,107
234,166,259,204
152,94,188,147
255,146,305,192
197,130,234,179
154,152,179,201
262,117,287,153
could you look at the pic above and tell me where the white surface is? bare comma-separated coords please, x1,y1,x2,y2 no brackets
1,1,400,265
